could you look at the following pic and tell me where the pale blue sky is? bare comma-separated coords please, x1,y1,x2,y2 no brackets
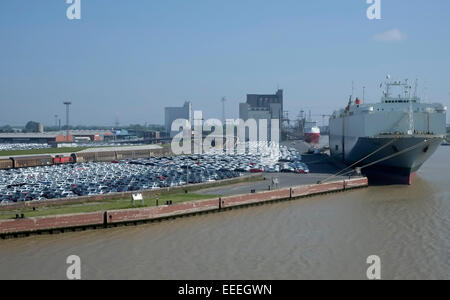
1,0,449,127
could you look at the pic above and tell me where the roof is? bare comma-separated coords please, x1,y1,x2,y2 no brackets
0,133,62,139
0,130,113,139
78,144,162,153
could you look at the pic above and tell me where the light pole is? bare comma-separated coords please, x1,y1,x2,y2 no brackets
63,101,72,142
221,97,226,125
363,86,366,103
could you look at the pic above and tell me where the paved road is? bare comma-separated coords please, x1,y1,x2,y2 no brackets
198,138,357,197
197,153,358,196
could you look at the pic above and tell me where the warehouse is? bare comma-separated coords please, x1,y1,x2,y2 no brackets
0,132,71,144
0,130,113,145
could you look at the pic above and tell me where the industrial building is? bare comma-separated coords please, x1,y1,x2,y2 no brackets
239,89,283,141
0,132,71,144
165,101,192,137
142,130,161,140
0,130,114,144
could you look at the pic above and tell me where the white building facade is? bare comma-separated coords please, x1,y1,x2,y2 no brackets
165,101,192,137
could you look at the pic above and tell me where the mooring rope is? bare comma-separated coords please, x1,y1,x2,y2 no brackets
319,138,399,183
321,139,429,180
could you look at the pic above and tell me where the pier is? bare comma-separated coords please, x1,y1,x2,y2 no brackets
0,177,367,239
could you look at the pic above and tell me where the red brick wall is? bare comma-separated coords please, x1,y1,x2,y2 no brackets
0,212,103,234
291,181,344,197
344,178,369,188
107,198,220,224
222,189,291,208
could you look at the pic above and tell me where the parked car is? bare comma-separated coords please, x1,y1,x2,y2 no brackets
0,143,308,203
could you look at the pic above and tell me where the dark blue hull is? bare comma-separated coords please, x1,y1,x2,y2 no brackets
344,135,443,185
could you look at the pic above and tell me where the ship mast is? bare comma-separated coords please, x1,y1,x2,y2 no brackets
385,75,391,99
403,79,415,135
413,78,418,99
408,98,414,135
363,86,365,103
351,81,354,102
408,80,414,135
383,76,415,135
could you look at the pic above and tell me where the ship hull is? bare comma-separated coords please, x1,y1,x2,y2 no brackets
337,135,443,185
305,133,321,144
361,166,417,185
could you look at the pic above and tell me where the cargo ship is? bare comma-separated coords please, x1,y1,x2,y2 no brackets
329,78,447,184
304,120,321,144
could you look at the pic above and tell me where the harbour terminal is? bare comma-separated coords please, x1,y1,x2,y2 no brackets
0,89,369,236
0,82,447,237
0,79,449,280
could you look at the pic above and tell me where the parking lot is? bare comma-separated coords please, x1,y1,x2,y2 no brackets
0,143,51,152
0,144,309,204
197,153,354,196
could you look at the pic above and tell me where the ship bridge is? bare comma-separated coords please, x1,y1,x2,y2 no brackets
381,79,420,104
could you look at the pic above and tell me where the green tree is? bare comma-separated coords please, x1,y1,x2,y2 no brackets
23,121,40,133
0,125,14,133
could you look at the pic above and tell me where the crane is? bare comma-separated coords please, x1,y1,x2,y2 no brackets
311,114,331,126
221,97,226,124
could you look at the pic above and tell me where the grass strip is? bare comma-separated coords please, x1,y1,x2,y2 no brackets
0,175,264,220
0,193,220,220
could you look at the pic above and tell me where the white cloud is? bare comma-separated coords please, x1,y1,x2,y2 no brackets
373,29,407,42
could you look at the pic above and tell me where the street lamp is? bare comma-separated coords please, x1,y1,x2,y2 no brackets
63,101,72,142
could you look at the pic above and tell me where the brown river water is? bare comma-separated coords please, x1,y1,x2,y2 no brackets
0,146,449,279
